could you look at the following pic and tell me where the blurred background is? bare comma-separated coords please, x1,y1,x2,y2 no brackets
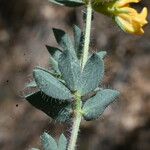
0,0,149,150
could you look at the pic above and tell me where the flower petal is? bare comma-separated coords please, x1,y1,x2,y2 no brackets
115,16,135,33
115,0,141,7
138,7,148,25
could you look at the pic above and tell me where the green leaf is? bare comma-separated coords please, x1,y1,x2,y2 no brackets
73,25,83,59
33,68,72,100
58,50,81,91
97,51,107,59
82,89,120,121
41,132,57,150
26,91,72,122
49,0,84,7
58,134,67,150
80,53,104,95
31,148,40,150
53,28,76,57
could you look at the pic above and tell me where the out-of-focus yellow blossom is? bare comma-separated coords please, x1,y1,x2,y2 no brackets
92,0,148,35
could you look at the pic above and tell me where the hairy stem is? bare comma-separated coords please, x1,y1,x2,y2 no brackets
67,115,81,150
67,1,92,150
67,93,82,150
81,0,92,69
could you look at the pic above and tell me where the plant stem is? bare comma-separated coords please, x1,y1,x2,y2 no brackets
81,0,92,69
67,93,82,150
67,1,92,150
67,110,82,150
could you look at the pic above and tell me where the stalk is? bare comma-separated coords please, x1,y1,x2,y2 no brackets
67,92,82,150
67,1,92,150
81,0,92,69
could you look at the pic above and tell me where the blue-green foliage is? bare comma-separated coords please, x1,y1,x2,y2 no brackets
79,53,104,95
25,0,121,149
97,51,107,59
82,89,120,120
54,28,81,92
41,132,58,150
53,28,76,57
73,25,83,59
33,68,72,100
25,26,119,123
32,132,67,150
46,45,62,58
46,45,62,74
58,134,68,150
25,91,72,122
58,48,81,91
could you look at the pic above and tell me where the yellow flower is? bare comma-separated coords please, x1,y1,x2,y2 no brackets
92,0,148,35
